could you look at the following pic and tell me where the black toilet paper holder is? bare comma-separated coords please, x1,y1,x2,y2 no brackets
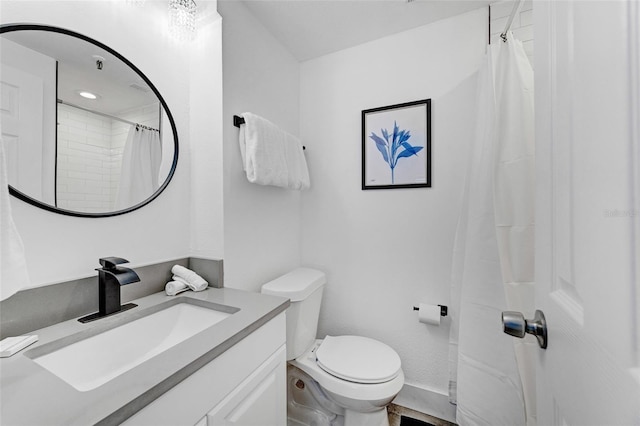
412,305,448,317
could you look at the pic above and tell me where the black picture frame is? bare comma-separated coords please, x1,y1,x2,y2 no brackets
362,99,431,190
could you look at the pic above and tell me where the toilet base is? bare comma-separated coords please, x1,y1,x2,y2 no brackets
287,364,392,426
286,405,389,426
344,408,389,426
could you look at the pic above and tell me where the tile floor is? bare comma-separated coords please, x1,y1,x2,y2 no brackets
387,403,456,426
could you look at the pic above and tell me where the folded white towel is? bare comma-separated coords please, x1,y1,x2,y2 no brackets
165,280,189,296
172,274,207,292
0,138,30,301
172,275,190,287
238,112,310,190
171,265,208,292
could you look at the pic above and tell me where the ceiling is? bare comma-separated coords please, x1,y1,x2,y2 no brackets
237,0,492,62
3,30,158,115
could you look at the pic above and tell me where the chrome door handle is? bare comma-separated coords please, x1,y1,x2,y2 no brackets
501,310,548,349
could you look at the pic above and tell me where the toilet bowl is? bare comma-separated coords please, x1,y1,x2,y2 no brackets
290,338,404,425
261,268,404,426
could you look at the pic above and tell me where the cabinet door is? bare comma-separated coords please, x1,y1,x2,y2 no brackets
122,314,286,426
207,345,286,426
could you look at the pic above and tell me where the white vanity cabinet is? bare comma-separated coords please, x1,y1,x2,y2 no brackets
205,345,285,424
123,313,287,426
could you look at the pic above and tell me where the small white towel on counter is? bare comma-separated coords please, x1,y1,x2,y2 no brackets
238,112,310,190
165,280,189,296
171,265,208,292
0,138,30,301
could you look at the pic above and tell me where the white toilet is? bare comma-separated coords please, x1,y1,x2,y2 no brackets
261,268,404,426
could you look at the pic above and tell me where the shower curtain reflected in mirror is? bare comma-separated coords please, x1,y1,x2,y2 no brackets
115,126,162,210
0,138,30,300
449,32,535,426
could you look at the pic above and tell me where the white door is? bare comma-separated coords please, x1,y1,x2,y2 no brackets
534,1,640,425
1,37,56,204
0,63,44,200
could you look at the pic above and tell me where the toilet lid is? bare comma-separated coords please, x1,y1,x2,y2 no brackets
315,335,401,384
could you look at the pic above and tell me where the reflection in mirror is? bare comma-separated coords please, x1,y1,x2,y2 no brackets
0,24,178,217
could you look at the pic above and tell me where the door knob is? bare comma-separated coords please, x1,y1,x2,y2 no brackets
501,310,548,349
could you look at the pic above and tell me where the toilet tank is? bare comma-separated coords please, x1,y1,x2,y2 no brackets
261,268,326,360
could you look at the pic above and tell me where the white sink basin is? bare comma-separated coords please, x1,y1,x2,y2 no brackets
32,302,232,391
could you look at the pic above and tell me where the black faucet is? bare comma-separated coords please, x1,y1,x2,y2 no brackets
78,257,140,323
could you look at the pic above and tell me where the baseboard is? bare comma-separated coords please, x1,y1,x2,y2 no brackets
393,383,456,424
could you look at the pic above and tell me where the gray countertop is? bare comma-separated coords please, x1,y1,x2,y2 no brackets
0,288,289,426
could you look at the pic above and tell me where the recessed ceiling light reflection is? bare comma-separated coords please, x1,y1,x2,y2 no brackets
78,91,98,100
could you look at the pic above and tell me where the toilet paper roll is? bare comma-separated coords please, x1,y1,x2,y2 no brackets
417,303,441,326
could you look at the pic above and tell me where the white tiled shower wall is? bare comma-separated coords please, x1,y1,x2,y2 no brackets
56,104,115,212
56,103,159,212
490,0,534,67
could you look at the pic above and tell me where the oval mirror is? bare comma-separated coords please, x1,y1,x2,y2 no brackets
0,24,178,217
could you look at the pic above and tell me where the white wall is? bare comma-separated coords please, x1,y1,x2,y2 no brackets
218,0,302,292
190,12,225,260
300,8,487,417
1,0,224,286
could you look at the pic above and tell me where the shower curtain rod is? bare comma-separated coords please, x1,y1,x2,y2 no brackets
57,99,160,132
500,0,525,42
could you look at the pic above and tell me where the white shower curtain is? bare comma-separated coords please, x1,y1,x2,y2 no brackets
449,33,535,426
115,126,162,210
0,137,30,300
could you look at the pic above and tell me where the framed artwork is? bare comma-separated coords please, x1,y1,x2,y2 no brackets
362,98,431,190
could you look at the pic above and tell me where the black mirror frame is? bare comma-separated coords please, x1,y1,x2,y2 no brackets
1,23,179,218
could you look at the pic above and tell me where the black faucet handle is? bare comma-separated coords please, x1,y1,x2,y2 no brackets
99,257,130,270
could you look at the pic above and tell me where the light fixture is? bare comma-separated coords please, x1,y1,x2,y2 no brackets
168,0,197,42
78,91,98,100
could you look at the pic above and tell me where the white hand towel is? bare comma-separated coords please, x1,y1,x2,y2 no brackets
0,138,30,300
238,112,310,190
171,265,208,292
172,273,207,292
172,275,190,286
172,274,207,292
165,280,189,296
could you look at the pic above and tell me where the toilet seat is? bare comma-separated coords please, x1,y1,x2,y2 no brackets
315,335,402,384
290,339,405,404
